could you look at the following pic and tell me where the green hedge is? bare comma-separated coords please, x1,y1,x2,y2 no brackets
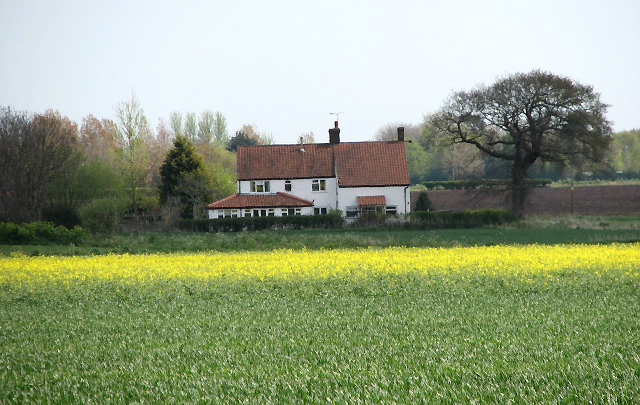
409,209,514,229
422,178,552,190
0,222,89,245
178,212,345,232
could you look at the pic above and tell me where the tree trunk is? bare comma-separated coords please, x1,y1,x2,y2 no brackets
511,152,537,219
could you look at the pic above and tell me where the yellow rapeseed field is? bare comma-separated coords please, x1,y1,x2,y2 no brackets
1,244,638,288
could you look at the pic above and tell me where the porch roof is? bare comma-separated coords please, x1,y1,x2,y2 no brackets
357,195,386,207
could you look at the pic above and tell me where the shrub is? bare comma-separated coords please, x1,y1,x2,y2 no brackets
42,205,82,228
354,212,389,228
177,211,345,233
414,192,433,211
409,209,514,229
78,198,128,234
0,221,88,245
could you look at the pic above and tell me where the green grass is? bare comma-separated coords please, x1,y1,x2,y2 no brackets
2,217,639,401
1,275,638,403
2,216,640,256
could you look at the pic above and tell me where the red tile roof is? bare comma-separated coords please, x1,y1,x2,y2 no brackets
335,142,409,187
237,144,334,181
236,141,409,187
357,195,386,206
206,192,313,209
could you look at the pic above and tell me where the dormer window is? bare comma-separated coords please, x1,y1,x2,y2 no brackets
250,180,270,193
312,179,326,192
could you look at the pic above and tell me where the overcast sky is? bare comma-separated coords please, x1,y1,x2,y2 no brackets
2,0,639,144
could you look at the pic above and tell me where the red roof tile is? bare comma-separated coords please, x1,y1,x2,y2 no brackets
357,195,386,206
335,142,410,187
206,192,313,209
236,141,409,187
237,144,334,180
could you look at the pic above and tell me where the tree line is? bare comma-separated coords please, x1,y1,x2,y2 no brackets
0,95,275,230
380,122,638,186
1,71,637,224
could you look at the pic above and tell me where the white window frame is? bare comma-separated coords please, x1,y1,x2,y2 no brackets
220,209,238,218
311,179,326,192
345,206,359,218
314,207,327,215
250,180,270,193
283,208,302,216
252,209,268,217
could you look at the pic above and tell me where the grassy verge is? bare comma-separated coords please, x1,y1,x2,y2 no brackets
2,215,640,256
1,273,638,403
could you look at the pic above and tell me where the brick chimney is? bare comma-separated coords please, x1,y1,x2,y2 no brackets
397,126,405,142
329,121,340,144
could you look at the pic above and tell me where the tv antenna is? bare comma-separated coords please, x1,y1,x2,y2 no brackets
329,112,345,121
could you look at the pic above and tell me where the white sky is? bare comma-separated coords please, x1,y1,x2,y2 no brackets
1,0,639,144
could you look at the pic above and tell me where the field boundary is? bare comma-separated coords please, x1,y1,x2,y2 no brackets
414,184,640,216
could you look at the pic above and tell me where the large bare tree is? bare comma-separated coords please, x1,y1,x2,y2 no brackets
0,108,79,223
432,71,612,218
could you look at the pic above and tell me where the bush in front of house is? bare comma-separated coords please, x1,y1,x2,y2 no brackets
177,210,345,232
0,221,88,245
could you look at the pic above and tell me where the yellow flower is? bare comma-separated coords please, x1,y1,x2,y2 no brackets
1,244,638,288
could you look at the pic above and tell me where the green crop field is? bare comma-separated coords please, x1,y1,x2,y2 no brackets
1,244,639,403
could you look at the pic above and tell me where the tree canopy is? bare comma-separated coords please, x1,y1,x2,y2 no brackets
0,108,80,223
159,135,211,219
432,70,612,217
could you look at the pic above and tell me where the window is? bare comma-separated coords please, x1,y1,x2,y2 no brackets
244,209,252,217
267,208,275,216
314,207,327,215
284,180,291,192
282,208,302,216
345,206,359,218
312,179,326,192
252,209,268,217
385,206,397,215
250,181,270,193
219,209,238,218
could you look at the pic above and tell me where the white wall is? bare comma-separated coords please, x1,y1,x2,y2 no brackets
227,179,409,218
337,186,410,215
238,178,338,211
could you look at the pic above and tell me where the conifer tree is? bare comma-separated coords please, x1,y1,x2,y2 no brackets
159,136,211,218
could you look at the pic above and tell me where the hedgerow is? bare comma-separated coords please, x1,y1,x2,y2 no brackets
0,221,88,245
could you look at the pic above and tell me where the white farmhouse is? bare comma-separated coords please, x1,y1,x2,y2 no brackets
206,122,411,220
